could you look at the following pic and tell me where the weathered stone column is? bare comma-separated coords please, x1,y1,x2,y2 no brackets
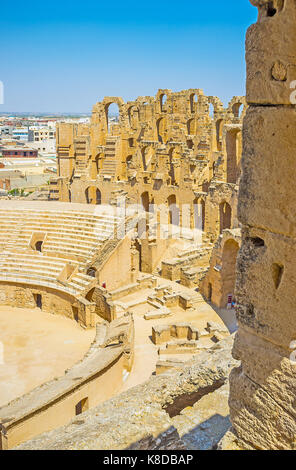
229,0,296,450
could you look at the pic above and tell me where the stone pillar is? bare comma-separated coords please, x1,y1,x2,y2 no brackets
229,0,296,450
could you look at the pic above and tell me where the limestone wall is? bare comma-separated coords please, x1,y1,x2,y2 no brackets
15,336,237,450
51,89,245,245
228,0,296,450
200,229,241,308
0,282,94,327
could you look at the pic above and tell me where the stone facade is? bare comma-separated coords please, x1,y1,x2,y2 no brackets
51,89,245,246
227,0,296,450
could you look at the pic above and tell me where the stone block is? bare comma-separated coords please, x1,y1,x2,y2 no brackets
239,106,296,237
235,227,296,346
246,0,296,105
229,365,296,450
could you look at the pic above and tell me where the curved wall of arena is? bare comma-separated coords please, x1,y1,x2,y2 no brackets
0,282,95,327
0,315,134,450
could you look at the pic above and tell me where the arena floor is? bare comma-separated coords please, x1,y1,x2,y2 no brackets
0,306,95,407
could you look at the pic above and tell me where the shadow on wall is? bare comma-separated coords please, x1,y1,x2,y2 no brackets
182,414,231,450
125,414,231,450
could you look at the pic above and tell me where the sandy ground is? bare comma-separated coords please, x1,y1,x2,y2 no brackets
0,306,95,407
121,279,237,392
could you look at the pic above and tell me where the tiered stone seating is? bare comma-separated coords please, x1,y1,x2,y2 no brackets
0,209,122,261
0,205,124,297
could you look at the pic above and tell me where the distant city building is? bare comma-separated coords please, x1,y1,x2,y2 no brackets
12,127,29,141
0,157,57,191
29,139,56,155
1,144,38,158
0,126,12,137
28,126,56,142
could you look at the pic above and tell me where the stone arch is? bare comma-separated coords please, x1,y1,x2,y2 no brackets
221,238,239,307
232,102,243,118
228,96,246,119
209,103,215,118
219,202,232,233
215,119,224,151
157,117,166,143
141,146,154,171
128,105,139,128
168,194,180,226
105,103,120,134
194,197,205,231
189,93,198,113
87,267,97,278
85,287,95,302
85,187,92,204
126,155,133,167
102,97,125,134
85,186,101,204
207,96,224,116
187,118,196,135
160,93,168,112
96,189,101,205
187,139,194,150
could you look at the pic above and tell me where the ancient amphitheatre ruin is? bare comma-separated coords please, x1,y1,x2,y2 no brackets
0,0,295,451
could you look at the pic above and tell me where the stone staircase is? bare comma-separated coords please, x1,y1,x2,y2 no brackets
102,137,119,178
74,139,91,178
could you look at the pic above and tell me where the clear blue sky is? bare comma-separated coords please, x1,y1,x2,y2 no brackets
0,0,257,113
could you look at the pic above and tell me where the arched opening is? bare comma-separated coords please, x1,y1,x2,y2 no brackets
105,103,120,134
68,190,72,202
85,187,91,204
232,102,243,118
216,119,224,151
226,129,241,184
266,0,284,16
168,195,180,226
75,397,89,416
187,119,195,135
194,198,205,231
160,94,168,112
219,202,232,233
157,118,166,143
209,103,214,118
87,267,97,278
72,306,79,322
190,93,198,113
128,106,139,128
96,189,101,205
141,146,154,171
141,191,150,213
126,155,133,168
85,187,100,204
34,293,42,309
187,139,194,150
221,239,239,307
35,241,43,252
85,288,95,302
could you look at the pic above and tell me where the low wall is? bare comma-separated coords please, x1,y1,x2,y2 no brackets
0,282,95,328
0,315,134,450
15,335,237,450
